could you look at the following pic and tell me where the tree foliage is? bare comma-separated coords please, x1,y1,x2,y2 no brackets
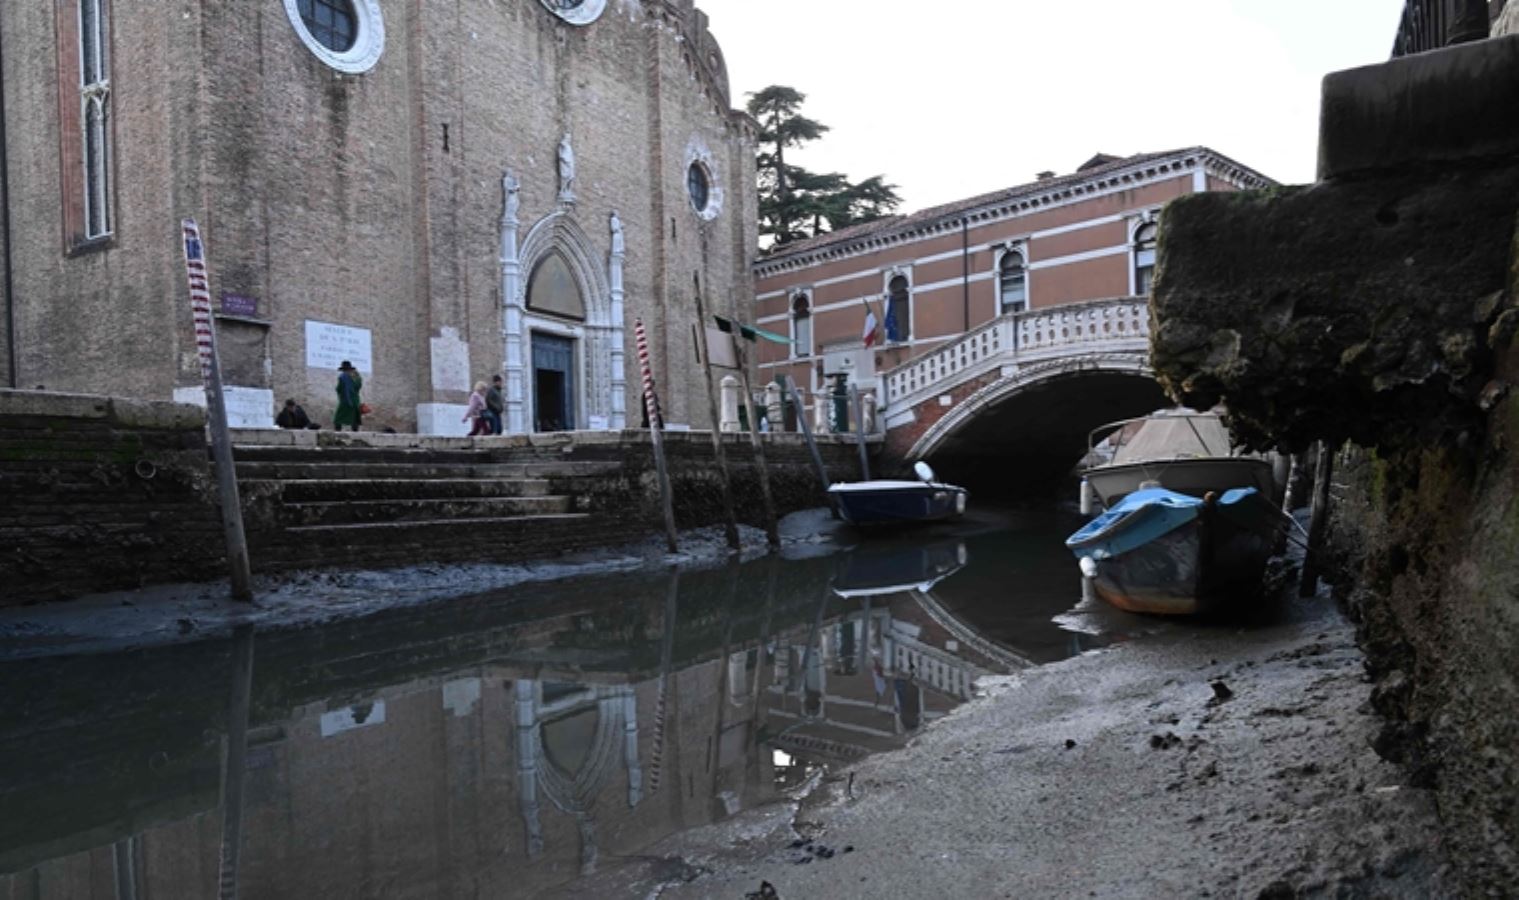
746,85,901,250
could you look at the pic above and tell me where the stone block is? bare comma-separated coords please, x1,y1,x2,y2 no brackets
0,389,112,421
1319,35,1519,180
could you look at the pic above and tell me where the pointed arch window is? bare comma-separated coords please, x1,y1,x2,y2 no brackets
1133,222,1158,296
998,249,1027,314
791,292,812,359
59,0,114,248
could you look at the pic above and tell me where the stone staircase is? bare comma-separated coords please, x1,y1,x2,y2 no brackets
232,442,630,572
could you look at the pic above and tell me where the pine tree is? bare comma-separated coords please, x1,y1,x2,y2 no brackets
746,85,901,249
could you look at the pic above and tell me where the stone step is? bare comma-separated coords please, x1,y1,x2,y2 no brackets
233,445,496,464
243,477,553,502
271,512,593,541
277,496,574,527
247,512,625,571
233,460,620,481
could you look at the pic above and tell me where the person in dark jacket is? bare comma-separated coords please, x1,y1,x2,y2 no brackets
485,374,505,435
276,399,313,429
334,361,364,431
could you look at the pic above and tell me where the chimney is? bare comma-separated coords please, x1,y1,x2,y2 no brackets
1036,171,1055,181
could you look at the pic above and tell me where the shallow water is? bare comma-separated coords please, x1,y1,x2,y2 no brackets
0,509,1145,898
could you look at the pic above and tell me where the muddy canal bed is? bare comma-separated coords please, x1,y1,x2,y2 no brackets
0,509,1447,897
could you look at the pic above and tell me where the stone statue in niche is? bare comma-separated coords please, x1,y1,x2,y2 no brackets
557,134,576,202
610,210,624,255
503,171,520,222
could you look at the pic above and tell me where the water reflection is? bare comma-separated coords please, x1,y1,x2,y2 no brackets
0,518,1103,898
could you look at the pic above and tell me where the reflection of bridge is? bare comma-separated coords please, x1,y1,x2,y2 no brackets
879,297,1167,494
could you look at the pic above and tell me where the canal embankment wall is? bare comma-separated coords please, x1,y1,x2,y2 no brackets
1149,34,1519,894
1,389,873,605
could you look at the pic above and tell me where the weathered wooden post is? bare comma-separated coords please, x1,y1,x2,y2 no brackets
850,383,870,481
784,375,836,517
1299,442,1336,597
731,334,780,548
691,289,740,549
635,319,678,553
181,220,252,602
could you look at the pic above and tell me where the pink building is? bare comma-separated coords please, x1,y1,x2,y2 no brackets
749,147,1275,487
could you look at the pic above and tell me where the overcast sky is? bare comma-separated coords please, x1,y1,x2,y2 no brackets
696,0,1407,211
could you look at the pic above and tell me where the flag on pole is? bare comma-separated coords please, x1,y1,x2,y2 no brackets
883,296,901,343
862,303,878,348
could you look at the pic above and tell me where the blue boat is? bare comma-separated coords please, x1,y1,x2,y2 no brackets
827,463,969,528
1065,486,1278,616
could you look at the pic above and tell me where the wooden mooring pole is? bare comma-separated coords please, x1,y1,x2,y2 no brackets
635,319,679,553
732,336,780,548
692,289,740,550
784,375,837,517
850,383,870,480
1299,441,1335,597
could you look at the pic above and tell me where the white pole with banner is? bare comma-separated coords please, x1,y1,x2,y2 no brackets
182,219,253,602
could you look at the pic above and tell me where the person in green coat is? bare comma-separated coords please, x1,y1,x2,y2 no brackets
334,360,364,431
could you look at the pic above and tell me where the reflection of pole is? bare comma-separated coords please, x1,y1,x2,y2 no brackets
784,375,837,518
182,220,252,602
710,562,742,804
217,625,255,900
635,319,678,553
796,583,830,706
731,337,779,547
693,287,740,549
650,567,679,792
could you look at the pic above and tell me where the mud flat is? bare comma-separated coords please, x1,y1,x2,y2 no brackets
605,599,1449,899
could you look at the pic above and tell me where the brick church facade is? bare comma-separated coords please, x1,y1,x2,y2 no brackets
0,0,756,433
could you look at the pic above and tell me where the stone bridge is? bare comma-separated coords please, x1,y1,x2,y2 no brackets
878,296,1167,496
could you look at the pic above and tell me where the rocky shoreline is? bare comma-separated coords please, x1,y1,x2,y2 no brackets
575,596,1450,899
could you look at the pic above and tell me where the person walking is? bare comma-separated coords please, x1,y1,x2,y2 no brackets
485,374,505,435
334,361,364,431
463,381,491,436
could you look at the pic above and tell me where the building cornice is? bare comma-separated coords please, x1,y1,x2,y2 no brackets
754,148,1274,278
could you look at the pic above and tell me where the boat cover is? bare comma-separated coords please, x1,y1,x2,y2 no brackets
1065,486,1259,558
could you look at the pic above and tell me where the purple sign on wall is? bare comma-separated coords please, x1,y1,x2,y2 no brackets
220,292,259,317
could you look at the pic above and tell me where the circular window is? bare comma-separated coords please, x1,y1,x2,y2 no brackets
687,163,711,214
283,0,384,74
538,0,607,26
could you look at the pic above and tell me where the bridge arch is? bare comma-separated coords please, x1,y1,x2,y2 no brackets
908,353,1152,461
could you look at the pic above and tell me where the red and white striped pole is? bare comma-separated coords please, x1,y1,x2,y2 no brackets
181,219,252,602
634,319,678,552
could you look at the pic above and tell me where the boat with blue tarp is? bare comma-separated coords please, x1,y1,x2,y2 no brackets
1065,485,1278,616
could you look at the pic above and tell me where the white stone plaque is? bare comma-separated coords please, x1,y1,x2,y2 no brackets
305,320,373,373
429,326,471,393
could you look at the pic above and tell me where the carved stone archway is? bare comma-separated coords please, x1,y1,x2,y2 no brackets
500,188,626,434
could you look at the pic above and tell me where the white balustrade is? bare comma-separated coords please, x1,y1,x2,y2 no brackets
882,296,1149,412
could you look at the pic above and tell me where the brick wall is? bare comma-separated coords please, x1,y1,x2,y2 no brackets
0,390,227,604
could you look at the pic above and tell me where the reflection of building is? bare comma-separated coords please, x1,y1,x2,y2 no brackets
0,2,755,434
0,548,1030,898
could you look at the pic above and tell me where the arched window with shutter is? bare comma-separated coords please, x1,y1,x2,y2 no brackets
791,292,812,358
1133,222,1158,296
998,249,1027,314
